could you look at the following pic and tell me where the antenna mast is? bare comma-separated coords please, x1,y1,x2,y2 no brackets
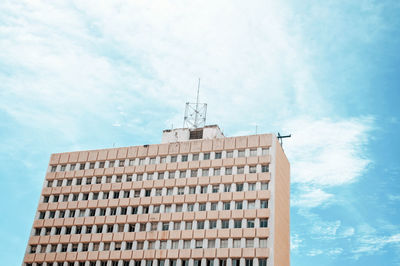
183,78,207,129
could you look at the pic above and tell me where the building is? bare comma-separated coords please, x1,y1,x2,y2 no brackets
23,125,290,266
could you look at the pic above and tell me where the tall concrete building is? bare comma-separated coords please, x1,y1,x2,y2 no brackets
23,125,290,266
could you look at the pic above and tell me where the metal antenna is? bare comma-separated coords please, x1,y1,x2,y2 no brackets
277,132,291,148
183,78,207,129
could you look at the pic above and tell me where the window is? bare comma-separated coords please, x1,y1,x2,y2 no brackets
166,188,173,196
114,242,121,251
116,175,122,183
176,204,183,212
147,173,154,180
72,244,78,252
126,242,133,250
171,240,179,249
215,152,222,159
49,211,55,218
200,186,207,194
69,210,75,217
151,222,158,231
260,219,268,228
260,238,268,248
65,227,72,234
47,180,53,187
189,187,196,194
234,220,242,228
153,205,160,213
221,220,229,229
248,183,256,191
211,202,217,211
43,196,49,203
184,240,191,249
212,185,219,193
220,239,228,248
247,220,255,228
86,226,92,233
99,162,105,168
136,174,143,181
50,166,56,172
262,148,269,155
126,175,133,182
142,206,149,214
82,193,88,200
225,168,232,175
103,192,109,199
44,227,51,235
129,224,135,232
233,239,241,248
139,223,146,232
214,168,221,175
261,165,269,173
148,241,155,249
132,207,138,214
134,190,140,197
170,156,177,162
261,200,268,208
80,163,85,170
245,259,253,266
30,245,37,253
174,222,181,230
202,169,209,176
66,179,72,186
82,243,89,251
61,244,68,252
238,150,245,157
61,165,66,171
250,149,257,156
145,190,151,197
203,153,210,160
187,204,194,212
113,191,120,199
160,157,166,163
208,239,215,248
185,222,192,230
179,171,186,178
181,155,188,162
123,191,130,198
191,170,198,177
157,173,164,180
249,166,257,173
76,178,82,185
236,184,243,191
237,167,244,174
55,227,61,235
160,241,167,249
248,201,255,209
224,184,231,192
226,151,233,158
223,202,230,210
235,201,243,210
246,239,254,248
121,207,127,215
162,223,169,231
197,221,204,229
89,163,95,169
195,240,203,248
99,209,106,216
261,182,268,190
76,226,82,234
192,154,199,161
209,220,217,229
136,242,144,250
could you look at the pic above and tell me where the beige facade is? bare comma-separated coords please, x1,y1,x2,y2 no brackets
23,127,290,266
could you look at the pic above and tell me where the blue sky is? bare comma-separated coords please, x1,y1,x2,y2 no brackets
0,0,399,265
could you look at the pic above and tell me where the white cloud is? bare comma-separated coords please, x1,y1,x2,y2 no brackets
292,188,333,208
282,116,373,187
307,249,323,256
352,233,400,258
290,233,303,251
